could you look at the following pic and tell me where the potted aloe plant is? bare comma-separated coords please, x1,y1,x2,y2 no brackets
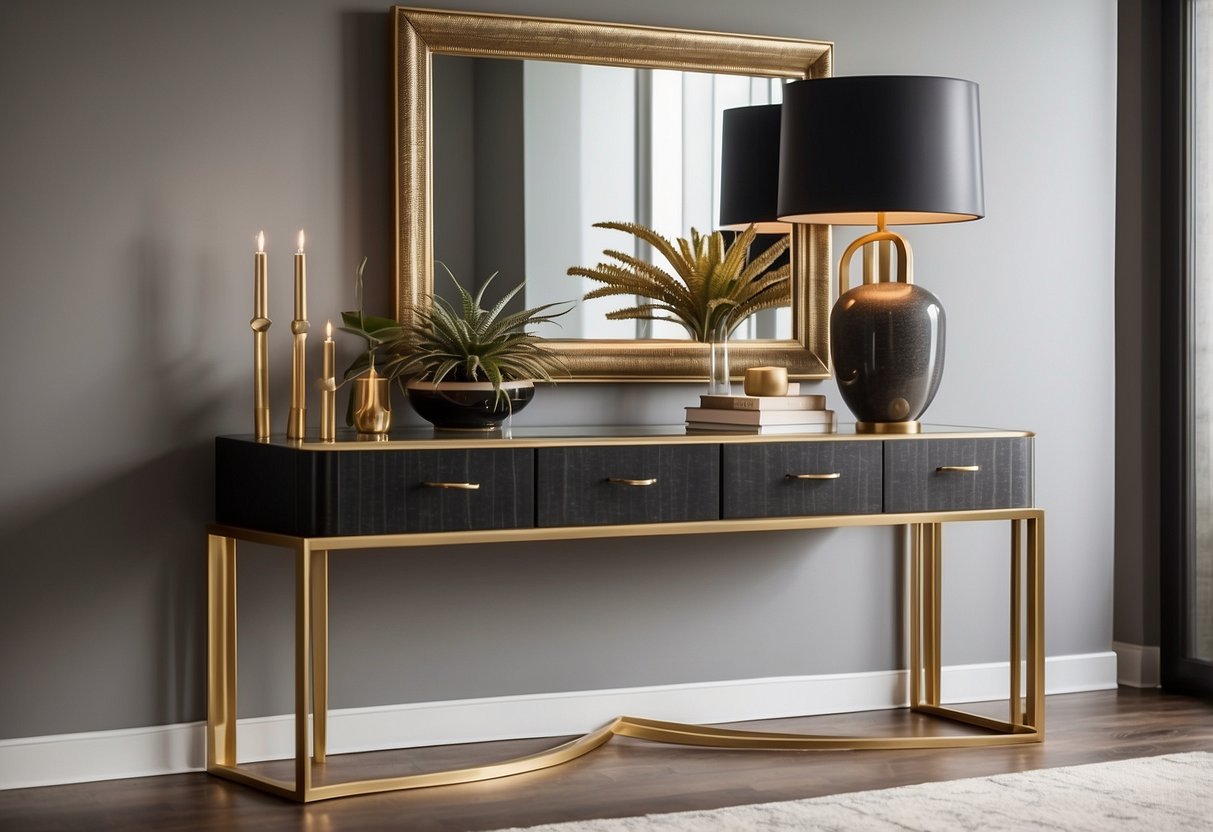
365,264,572,430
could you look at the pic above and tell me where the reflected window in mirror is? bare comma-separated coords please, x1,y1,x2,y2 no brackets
432,55,791,342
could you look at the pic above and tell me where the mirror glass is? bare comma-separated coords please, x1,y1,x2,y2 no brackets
432,56,790,340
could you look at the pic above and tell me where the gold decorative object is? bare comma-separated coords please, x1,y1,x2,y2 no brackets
251,231,271,440
319,321,336,442
287,230,308,440
743,366,789,397
351,368,391,434
393,6,833,381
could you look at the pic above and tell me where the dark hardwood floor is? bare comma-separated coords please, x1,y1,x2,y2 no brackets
2,689,1212,832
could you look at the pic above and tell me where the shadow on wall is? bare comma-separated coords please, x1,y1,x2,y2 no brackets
340,10,393,316
0,225,227,739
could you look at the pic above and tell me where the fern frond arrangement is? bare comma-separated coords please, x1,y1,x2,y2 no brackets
567,221,790,341
377,264,572,405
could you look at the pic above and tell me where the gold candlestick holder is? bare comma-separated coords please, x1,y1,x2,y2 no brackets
252,241,271,441
252,317,271,439
287,318,308,439
319,323,336,442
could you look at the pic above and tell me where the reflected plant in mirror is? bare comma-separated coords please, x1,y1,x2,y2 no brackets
568,221,790,342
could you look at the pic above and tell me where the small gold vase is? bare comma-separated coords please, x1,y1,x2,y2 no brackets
352,369,392,434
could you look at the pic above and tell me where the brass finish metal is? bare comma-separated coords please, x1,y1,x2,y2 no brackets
856,420,923,435
785,472,841,480
351,370,392,434
423,481,480,490
1011,519,1023,725
206,535,237,769
393,6,833,381
838,228,915,299
207,504,1045,803
606,477,658,486
287,319,308,440
252,247,271,441
311,550,329,763
937,465,981,473
320,326,336,443
288,236,309,441
294,542,311,798
743,366,790,397
292,426,1033,452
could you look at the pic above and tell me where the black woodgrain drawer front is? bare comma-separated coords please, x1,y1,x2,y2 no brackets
537,445,720,527
722,441,883,518
883,438,1032,513
330,448,534,535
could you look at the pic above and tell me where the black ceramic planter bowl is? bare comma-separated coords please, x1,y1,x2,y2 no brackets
405,379,535,430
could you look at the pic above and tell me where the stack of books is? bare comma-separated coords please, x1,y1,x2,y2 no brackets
685,385,836,433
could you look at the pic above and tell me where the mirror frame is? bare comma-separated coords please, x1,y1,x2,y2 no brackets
393,6,834,381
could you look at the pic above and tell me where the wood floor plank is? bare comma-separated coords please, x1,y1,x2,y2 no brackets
2,690,1212,831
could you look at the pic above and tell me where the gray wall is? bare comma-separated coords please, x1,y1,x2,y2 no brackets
0,0,1118,738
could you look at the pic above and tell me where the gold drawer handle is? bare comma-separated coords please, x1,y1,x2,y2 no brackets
606,477,657,486
936,465,980,473
423,481,481,490
785,472,842,480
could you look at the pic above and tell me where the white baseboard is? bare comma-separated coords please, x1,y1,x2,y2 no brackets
1113,641,1161,688
0,651,1117,791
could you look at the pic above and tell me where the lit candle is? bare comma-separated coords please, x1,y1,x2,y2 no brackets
254,231,267,318
294,230,307,320
320,320,336,441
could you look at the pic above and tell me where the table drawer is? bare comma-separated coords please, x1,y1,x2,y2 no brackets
722,441,883,518
329,448,535,535
883,437,1032,513
217,441,534,535
537,445,719,527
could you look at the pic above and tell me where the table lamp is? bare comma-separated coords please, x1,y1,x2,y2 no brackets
719,103,790,233
777,75,984,433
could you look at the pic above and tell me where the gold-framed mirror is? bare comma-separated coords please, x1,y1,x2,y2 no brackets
393,6,833,381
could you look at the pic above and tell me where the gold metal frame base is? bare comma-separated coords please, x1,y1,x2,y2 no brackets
207,508,1044,803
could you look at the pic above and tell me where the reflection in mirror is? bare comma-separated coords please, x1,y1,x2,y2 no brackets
432,55,790,341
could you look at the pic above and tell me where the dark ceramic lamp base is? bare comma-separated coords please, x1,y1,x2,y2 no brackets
829,230,946,432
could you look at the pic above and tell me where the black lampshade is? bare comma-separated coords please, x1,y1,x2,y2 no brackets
719,103,790,233
777,76,984,226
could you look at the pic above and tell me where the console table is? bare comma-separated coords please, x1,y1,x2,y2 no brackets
208,424,1042,802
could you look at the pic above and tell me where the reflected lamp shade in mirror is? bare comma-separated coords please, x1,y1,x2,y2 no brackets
776,75,984,433
719,103,790,233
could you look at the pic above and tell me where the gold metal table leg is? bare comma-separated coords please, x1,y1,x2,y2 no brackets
1025,515,1046,732
311,549,329,764
909,524,923,708
294,542,313,799
206,508,1046,803
1010,519,1023,725
924,523,942,707
206,535,238,769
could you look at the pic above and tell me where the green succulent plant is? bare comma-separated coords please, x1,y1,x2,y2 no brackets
567,221,791,341
375,264,572,406
338,256,403,381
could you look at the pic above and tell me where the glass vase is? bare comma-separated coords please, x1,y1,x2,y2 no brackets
708,322,732,395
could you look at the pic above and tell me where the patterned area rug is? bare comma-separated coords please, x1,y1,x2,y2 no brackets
490,752,1213,831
